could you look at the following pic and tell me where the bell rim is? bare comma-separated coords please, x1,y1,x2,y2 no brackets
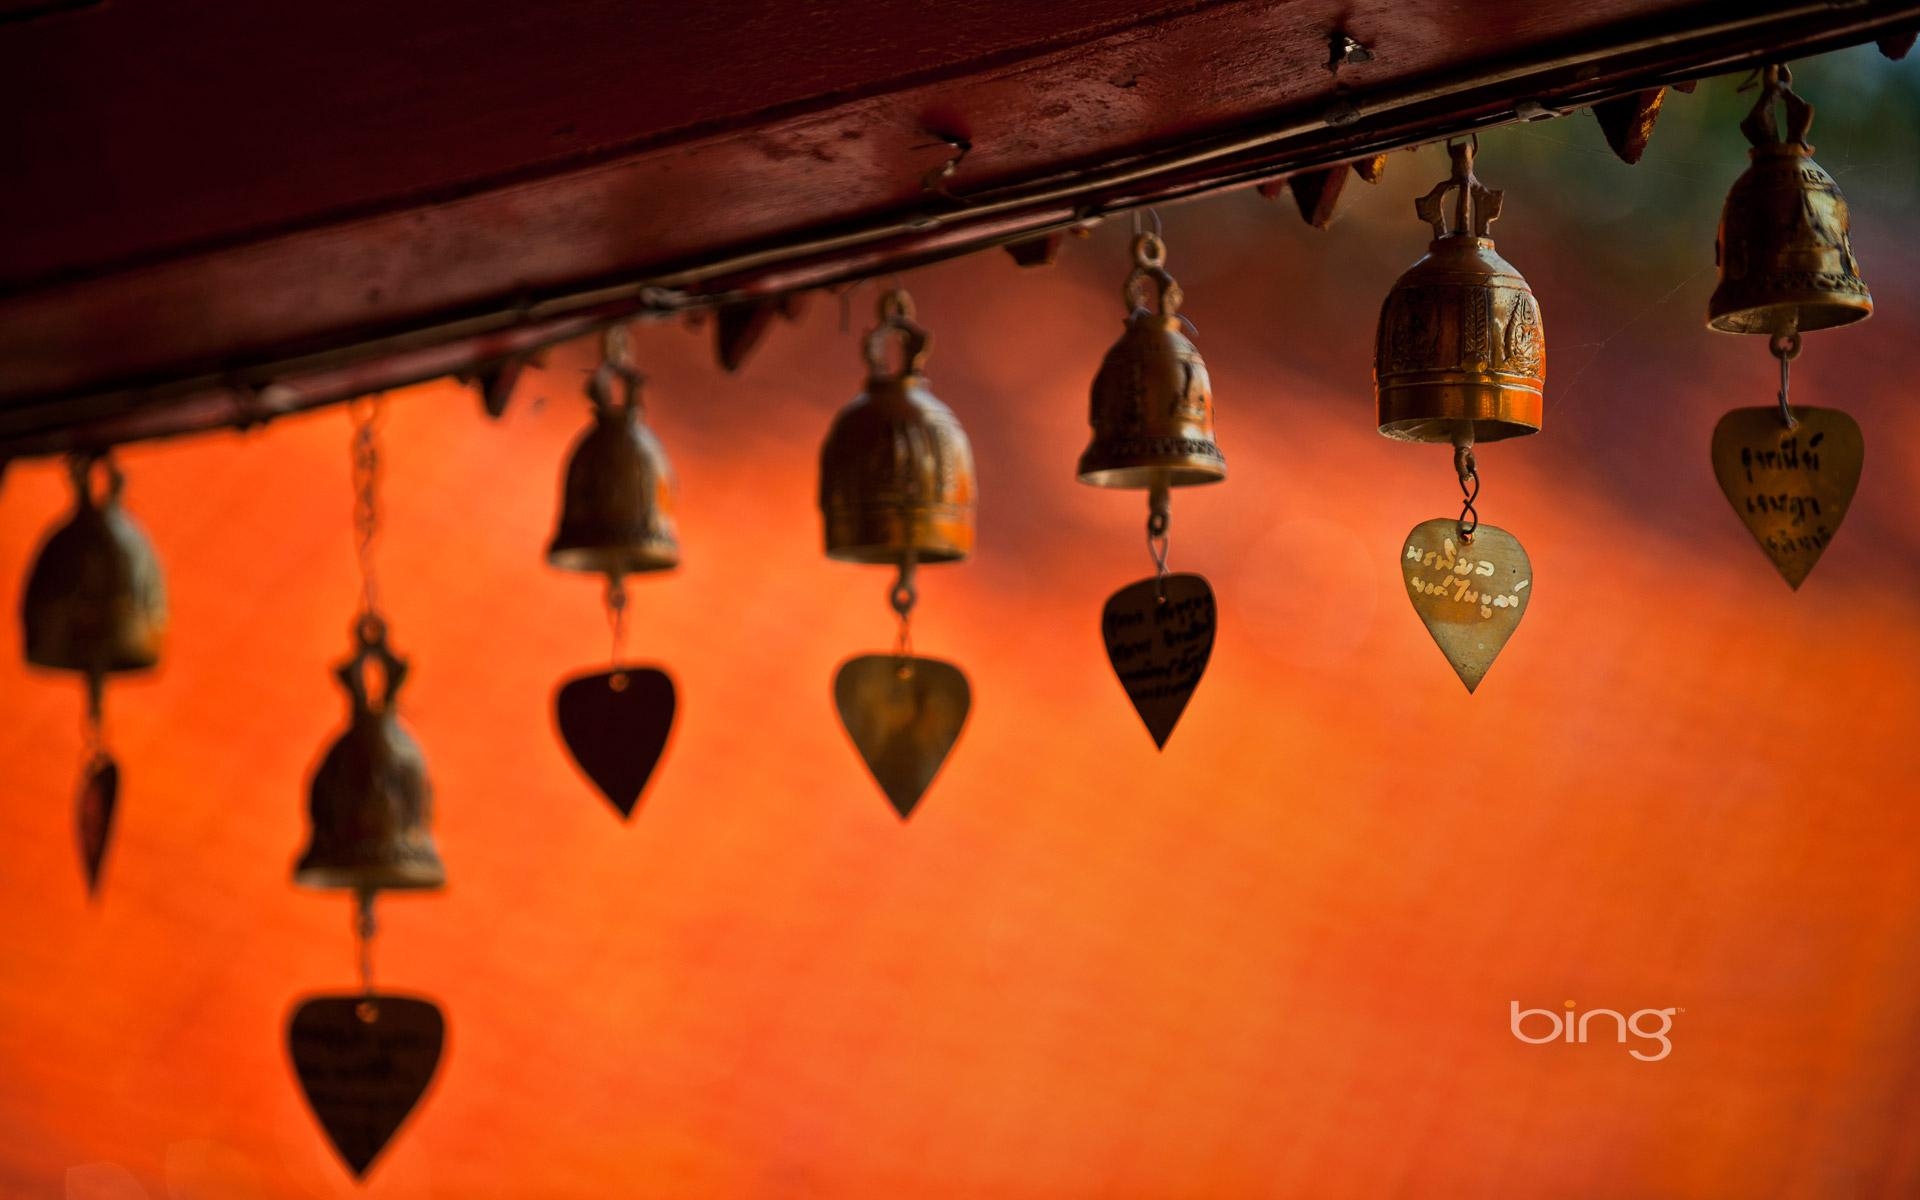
291,862,447,891
1376,417,1540,444
545,541,681,575
1075,462,1227,489
1705,297,1872,336
823,543,970,566
22,648,162,674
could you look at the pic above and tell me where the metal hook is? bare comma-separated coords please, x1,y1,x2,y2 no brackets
1772,331,1802,429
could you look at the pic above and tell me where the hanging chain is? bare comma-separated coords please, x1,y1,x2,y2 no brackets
1772,331,1801,429
354,887,379,1021
349,397,384,625
80,669,107,758
890,555,918,660
1147,481,1172,600
1454,441,1481,544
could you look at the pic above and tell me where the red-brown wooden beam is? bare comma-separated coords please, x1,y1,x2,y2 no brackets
1,0,1916,458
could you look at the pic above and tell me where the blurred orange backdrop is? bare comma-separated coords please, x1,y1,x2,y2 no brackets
5,50,1920,1199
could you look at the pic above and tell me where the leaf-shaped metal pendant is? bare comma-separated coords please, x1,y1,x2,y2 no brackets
555,667,676,819
76,753,117,897
288,993,445,1181
1401,519,1532,693
1100,573,1216,749
1710,407,1863,590
833,654,969,819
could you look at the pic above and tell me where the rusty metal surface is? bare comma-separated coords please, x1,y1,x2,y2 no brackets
1099,572,1216,750
2,1,1919,454
1374,140,1545,445
1710,406,1864,590
832,653,971,819
1400,519,1532,693
286,993,445,1181
554,667,677,820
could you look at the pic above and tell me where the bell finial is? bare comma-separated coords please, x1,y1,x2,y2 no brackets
1414,138,1503,242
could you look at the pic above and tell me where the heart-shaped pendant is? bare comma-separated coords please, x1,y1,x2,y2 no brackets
833,654,970,819
555,667,676,819
1101,573,1215,749
1710,407,1863,590
288,993,445,1181
76,753,117,897
1401,519,1532,693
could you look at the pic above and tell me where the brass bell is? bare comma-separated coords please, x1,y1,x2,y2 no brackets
547,332,679,576
294,617,445,892
21,453,167,678
820,290,976,564
1708,64,1870,336
1078,231,1226,488
1375,140,1544,443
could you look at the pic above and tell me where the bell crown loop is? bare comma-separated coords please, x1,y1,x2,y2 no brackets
1740,64,1814,154
1121,232,1185,319
1415,138,1504,243
863,289,931,382
68,453,124,511
336,614,409,718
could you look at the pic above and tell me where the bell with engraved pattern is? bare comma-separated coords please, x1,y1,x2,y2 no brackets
1078,231,1226,489
22,454,167,678
1375,140,1544,444
819,290,976,565
1708,64,1871,337
294,617,445,892
546,346,679,577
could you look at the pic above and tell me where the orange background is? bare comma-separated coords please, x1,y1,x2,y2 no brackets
5,51,1920,1198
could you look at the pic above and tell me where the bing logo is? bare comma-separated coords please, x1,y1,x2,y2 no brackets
1510,1000,1679,1062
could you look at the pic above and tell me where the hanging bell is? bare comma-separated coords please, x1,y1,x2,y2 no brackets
546,335,679,575
1708,64,1870,336
21,454,167,678
1078,231,1226,489
1375,140,1544,444
820,290,975,564
294,617,445,892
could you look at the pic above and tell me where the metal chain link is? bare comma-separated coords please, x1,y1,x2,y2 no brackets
890,557,917,659
1454,443,1481,544
354,887,378,1017
606,573,629,669
349,397,384,620
1147,483,1171,600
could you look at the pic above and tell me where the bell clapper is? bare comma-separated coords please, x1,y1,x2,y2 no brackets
1377,139,1539,690
1705,63,1868,590
22,449,166,895
822,285,975,817
1081,220,1222,748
